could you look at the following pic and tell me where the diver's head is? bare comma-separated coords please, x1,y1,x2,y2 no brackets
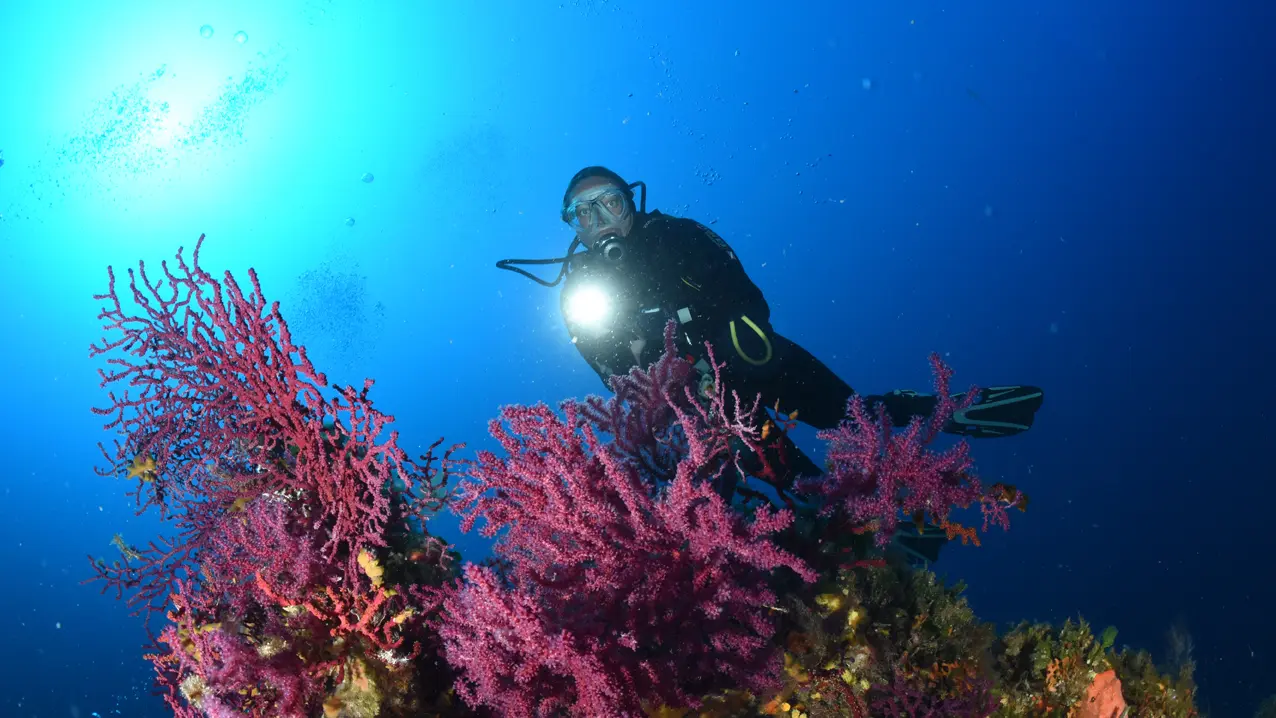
561,166,636,248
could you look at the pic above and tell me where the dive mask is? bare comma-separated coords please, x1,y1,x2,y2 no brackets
561,187,632,233
495,179,645,288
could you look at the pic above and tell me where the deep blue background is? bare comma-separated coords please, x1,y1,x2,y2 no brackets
1,0,1272,715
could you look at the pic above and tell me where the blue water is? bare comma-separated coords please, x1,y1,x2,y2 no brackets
1,0,1272,715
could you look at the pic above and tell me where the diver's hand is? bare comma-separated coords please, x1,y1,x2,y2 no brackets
628,338,647,365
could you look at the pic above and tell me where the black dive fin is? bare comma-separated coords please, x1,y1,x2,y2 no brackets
946,385,1044,438
894,523,950,566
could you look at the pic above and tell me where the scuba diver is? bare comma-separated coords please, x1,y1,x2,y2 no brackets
497,166,1044,564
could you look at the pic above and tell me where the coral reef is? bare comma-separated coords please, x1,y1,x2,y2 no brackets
86,236,461,716
87,238,1201,717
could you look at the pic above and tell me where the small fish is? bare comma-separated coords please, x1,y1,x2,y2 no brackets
965,88,989,109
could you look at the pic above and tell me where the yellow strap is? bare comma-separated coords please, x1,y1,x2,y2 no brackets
729,315,773,366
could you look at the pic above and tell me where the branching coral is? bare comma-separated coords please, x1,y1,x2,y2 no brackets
88,240,1201,718
797,354,1024,549
87,236,461,716
438,327,817,716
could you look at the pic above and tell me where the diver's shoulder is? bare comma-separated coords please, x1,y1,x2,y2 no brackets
639,210,715,236
636,209,671,231
652,212,731,253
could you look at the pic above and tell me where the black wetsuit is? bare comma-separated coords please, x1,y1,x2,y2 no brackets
560,210,885,480
560,209,1044,491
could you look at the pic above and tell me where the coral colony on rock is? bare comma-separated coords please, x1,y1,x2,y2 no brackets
87,236,1200,717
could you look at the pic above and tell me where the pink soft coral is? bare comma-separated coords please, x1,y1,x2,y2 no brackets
799,353,1023,546
438,327,816,716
